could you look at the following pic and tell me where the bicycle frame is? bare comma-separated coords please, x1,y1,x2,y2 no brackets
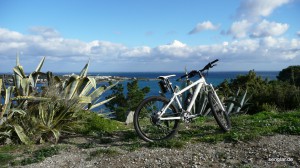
158,77,225,121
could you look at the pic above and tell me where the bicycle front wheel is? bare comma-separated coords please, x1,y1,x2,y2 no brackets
134,96,180,142
208,92,231,131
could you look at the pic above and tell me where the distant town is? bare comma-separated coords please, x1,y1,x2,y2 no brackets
1,73,149,85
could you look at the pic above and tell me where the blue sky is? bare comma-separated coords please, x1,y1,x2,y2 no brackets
0,0,300,72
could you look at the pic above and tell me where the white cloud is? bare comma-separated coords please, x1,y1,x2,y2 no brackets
0,28,24,42
122,46,151,58
227,19,289,39
251,20,289,38
297,31,300,37
0,27,299,71
236,0,290,21
155,40,193,58
189,21,219,35
227,20,252,38
29,26,60,38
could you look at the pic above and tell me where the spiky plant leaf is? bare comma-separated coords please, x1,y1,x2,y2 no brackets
67,78,80,99
79,96,91,104
4,87,14,105
78,79,95,97
13,65,26,79
30,71,46,88
21,78,30,96
35,56,45,72
90,82,118,104
236,89,248,113
1,86,14,118
39,103,46,125
89,96,115,110
13,124,31,144
87,77,96,88
0,130,11,137
11,96,50,101
79,60,89,78
63,75,80,99
51,129,60,143
7,108,26,120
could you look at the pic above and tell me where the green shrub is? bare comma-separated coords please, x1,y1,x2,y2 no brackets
218,70,300,113
277,65,300,87
76,111,126,135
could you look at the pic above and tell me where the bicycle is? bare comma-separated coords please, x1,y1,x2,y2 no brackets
133,59,231,142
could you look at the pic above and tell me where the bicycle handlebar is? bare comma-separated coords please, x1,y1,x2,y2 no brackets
200,59,218,72
177,59,219,81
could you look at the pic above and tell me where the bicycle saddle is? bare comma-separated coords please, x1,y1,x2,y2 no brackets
158,74,176,80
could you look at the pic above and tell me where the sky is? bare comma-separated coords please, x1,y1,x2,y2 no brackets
0,0,300,72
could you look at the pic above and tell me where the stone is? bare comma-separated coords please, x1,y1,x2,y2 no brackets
125,111,135,125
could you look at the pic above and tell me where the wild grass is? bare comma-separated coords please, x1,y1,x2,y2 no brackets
178,110,300,144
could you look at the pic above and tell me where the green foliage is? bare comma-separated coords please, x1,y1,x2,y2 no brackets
75,110,126,135
277,65,300,87
105,80,150,121
218,70,300,113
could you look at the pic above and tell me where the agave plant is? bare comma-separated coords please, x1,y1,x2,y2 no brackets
0,80,29,144
0,56,53,144
225,88,251,114
0,56,116,144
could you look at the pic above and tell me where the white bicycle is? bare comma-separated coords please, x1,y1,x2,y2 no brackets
134,59,231,142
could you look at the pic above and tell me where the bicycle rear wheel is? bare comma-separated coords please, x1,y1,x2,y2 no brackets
208,92,231,131
134,96,180,142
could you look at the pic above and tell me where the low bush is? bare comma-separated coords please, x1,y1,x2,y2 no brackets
218,70,300,113
75,111,126,136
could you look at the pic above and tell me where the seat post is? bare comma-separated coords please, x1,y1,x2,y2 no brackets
166,78,175,93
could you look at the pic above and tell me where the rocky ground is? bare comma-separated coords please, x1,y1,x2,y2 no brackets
21,134,300,168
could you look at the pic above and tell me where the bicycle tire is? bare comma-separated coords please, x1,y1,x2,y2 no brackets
134,96,180,142
208,92,231,131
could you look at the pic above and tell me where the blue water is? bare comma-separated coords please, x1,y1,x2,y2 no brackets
93,71,278,99
2,71,278,112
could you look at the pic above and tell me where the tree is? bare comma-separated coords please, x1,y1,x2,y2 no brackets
105,80,150,121
277,65,300,87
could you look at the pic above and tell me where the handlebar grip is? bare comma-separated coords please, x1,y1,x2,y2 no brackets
211,59,219,64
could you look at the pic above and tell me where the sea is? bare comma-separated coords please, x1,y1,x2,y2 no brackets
90,71,278,97
80,71,278,112
1,71,279,112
